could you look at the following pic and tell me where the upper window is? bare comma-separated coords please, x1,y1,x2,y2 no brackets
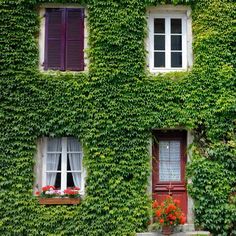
41,137,85,193
148,10,191,72
44,8,84,71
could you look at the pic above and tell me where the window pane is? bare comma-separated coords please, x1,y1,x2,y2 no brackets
154,35,165,50
46,172,61,188
154,18,165,33
67,137,82,152
169,141,180,161
159,162,181,181
47,138,62,152
154,52,165,67
171,19,182,34
159,141,181,181
171,52,182,67
46,154,61,171
171,35,182,50
159,141,169,161
67,172,81,188
67,153,82,171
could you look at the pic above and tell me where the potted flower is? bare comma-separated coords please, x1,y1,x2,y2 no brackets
152,195,186,235
37,186,81,205
63,187,81,198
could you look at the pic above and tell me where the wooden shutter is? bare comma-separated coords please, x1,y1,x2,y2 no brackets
65,9,84,71
45,9,65,70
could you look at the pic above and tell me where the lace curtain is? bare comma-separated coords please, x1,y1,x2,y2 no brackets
46,138,61,185
67,138,82,188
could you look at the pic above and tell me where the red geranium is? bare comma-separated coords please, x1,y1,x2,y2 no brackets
152,195,185,227
152,200,159,208
42,185,55,192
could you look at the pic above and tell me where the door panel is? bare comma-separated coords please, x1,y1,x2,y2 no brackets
152,130,187,220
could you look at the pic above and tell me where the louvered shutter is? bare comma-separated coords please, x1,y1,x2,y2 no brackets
65,9,84,71
45,9,65,70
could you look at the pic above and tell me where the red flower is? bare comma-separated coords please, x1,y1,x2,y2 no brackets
152,200,158,208
42,185,55,192
180,214,186,224
155,210,162,217
159,218,164,224
74,187,80,190
170,221,173,225
174,199,180,205
35,191,40,196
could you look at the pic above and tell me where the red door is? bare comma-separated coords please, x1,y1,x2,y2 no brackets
152,130,187,218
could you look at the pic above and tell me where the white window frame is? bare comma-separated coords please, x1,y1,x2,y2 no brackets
41,137,85,195
147,6,192,73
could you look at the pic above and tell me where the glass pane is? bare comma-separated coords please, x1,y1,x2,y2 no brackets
169,162,181,181
159,141,169,161
46,154,61,171
47,138,62,152
154,35,165,50
159,161,181,181
46,172,61,189
159,162,170,181
154,52,165,67
67,137,81,152
67,172,81,188
67,153,82,171
171,35,182,50
171,52,182,67
154,18,165,33
171,19,182,34
169,141,180,161
159,141,181,181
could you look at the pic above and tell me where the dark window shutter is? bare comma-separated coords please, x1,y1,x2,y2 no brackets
45,9,65,70
65,9,84,71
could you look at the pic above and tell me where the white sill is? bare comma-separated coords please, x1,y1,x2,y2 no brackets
150,68,187,74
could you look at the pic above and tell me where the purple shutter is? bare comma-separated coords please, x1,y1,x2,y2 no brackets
45,9,65,70
65,9,84,71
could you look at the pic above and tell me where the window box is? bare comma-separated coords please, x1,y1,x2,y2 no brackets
39,197,81,205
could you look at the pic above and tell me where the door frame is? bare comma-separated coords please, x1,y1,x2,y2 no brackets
151,129,190,221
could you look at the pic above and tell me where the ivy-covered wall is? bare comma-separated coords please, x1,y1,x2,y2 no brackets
0,0,235,235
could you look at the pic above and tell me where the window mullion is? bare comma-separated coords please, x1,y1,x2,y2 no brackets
61,137,67,191
42,137,47,187
166,17,171,69
182,15,187,69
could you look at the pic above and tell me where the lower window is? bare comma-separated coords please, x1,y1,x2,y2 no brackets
40,137,85,194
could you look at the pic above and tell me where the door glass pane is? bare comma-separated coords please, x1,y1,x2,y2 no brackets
171,35,182,50
171,52,182,67
171,19,182,34
154,35,165,50
159,141,181,181
154,18,165,33
154,52,165,67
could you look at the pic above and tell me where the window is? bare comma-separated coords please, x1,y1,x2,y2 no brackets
41,137,85,193
148,9,192,72
44,8,84,71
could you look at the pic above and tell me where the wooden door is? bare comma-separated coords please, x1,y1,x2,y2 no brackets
152,130,187,219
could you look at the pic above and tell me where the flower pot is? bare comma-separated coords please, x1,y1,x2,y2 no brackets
162,226,172,235
39,198,80,205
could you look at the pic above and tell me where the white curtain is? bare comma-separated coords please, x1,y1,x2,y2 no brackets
159,141,180,181
46,138,61,186
68,138,82,188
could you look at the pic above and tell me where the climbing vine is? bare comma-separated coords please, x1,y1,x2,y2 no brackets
0,0,235,235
